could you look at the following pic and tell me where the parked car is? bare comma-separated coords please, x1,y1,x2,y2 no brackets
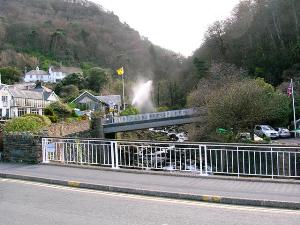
254,125,279,139
274,127,291,138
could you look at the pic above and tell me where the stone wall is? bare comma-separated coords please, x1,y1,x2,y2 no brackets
2,120,92,163
3,133,43,163
47,119,90,137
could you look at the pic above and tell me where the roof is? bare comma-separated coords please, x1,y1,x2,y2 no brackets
50,66,82,75
8,83,58,101
96,95,121,106
71,91,108,106
0,84,8,91
26,69,49,76
9,87,44,100
11,83,54,92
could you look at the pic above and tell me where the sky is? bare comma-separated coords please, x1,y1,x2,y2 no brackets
91,0,240,57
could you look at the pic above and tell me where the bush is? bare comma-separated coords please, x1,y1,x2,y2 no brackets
4,115,51,134
22,114,51,127
156,106,170,112
47,102,72,119
44,107,54,116
120,107,139,116
47,115,58,123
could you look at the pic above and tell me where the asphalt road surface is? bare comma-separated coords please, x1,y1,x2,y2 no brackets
0,178,299,225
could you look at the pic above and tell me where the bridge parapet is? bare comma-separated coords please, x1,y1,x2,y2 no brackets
103,108,201,125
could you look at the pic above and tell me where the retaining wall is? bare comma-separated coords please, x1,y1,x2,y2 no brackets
3,133,43,163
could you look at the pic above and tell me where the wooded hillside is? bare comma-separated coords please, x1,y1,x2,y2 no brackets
0,0,183,81
190,0,300,86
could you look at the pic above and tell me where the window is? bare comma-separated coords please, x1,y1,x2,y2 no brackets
2,96,8,107
18,108,27,117
30,108,39,114
6,109,9,118
2,96,8,102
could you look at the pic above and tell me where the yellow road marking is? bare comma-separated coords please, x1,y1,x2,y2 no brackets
202,195,210,201
0,178,299,215
68,181,80,187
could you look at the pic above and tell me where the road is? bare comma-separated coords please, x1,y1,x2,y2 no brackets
0,178,299,225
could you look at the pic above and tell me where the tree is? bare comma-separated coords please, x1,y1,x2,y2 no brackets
207,79,290,139
86,67,110,93
193,57,209,79
61,73,86,89
0,67,22,84
187,62,247,108
58,84,79,102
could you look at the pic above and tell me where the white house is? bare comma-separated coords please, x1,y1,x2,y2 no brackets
0,82,59,119
49,66,82,83
24,66,82,83
24,66,50,83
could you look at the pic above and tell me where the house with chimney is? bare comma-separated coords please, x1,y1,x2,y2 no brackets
0,81,59,119
24,66,82,83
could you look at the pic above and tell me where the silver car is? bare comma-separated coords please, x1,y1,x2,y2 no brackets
274,127,291,138
254,125,279,139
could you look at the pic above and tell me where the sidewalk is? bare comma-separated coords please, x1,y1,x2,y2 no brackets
0,163,299,209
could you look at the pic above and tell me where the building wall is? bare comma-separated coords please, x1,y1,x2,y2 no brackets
24,74,51,83
0,88,12,118
49,71,67,83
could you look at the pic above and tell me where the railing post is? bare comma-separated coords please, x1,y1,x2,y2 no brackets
199,145,203,174
204,145,208,174
271,147,274,179
42,138,46,163
42,138,49,163
114,141,119,169
110,141,115,168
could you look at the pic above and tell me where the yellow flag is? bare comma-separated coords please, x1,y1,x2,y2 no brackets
116,67,124,76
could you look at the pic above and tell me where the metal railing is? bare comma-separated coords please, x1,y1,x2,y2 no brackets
103,108,198,124
42,138,300,179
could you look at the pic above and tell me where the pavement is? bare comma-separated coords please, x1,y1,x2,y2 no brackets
1,179,299,225
0,162,299,209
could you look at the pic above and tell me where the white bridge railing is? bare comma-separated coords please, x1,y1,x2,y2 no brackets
42,138,300,179
103,108,198,124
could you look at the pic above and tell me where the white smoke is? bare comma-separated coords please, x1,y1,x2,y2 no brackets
132,80,154,113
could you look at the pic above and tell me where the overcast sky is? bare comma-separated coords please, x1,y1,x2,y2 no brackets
91,0,240,56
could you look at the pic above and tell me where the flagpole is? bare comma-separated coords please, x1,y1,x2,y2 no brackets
122,74,126,110
292,79,297,137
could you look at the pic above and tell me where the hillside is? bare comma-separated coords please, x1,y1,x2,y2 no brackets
0,0,183,82
189,0,300,86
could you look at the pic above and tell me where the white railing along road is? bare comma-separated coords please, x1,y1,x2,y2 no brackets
42,138,300,179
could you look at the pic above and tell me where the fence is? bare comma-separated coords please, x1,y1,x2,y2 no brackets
103,108,199,124
42,138,300,179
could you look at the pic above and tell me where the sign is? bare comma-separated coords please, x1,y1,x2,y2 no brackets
46,143,55,153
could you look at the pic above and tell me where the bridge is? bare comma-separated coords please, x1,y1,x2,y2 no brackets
102,107,206,134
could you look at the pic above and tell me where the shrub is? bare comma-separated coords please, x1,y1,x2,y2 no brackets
71,110,79,118
22,114,51,127
47,102,72,119
4,115,50,134
44,107,55,116
156,106,170,112
120,107,139,116
47,115,58,123
68,102,77,109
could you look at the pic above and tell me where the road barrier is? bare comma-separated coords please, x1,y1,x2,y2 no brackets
42,138,300,179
